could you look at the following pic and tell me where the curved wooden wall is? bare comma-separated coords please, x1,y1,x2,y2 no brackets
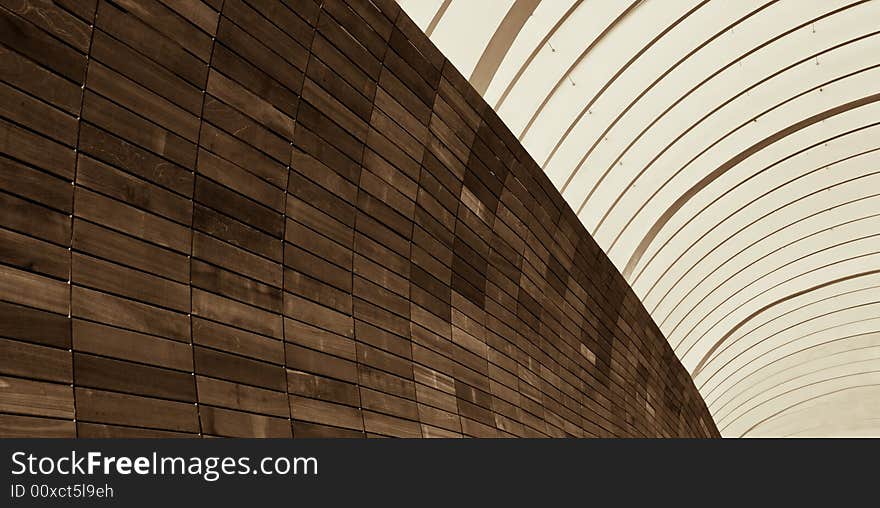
0,0,718,438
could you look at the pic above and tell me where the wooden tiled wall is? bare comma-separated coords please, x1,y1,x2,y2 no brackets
0,0,718,438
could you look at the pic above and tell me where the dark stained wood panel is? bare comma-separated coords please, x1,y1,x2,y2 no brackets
0,0,717,438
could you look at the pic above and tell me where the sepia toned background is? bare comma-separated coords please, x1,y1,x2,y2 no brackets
0,0,717,438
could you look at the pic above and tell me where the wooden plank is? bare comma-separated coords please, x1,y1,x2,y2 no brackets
0,157,72,214
89,28,201,114
72,286,189,341
87,62,200,142
205,69,295,140
192,231,281,287
192,316,283,364
287,369,360,406
74,352,196,402
192,288,282,339
215,15,303,93
0,227,69,279
78,123,193,196
283,317,356,361
75,387,199,432
210,43,299,121
202,94,289,163
75,188,191,254
0,6,86,82
72,219,189,283
196,375,288,417
362,410,421,438
191,258,282,313
0,0,90,50
197,149,285,212
0,80,77,145
0,414,75,437
73,319,193,371
77,422,192,438
113,0,213,61
0,301,70,348
195,176,283,238
199,123,286,190
221,0,308,70
285,343,357,384
0,264,68,315
0,118,75,179
289,395,363,431
199,405,291,437
0,44,81,114
160,0,219,35
81,91,197,169
0,338,71,383
0,375,73,418
76,155,192,225
194,345,285,391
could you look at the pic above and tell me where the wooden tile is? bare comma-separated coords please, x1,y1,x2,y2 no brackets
74,352,196,402
75,387,198,432
0,375,73,418
199,405,291,437
0,338,71,383
73,319,193,371
0,413,75,438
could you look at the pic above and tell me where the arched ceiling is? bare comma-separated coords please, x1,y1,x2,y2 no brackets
396,0,880,437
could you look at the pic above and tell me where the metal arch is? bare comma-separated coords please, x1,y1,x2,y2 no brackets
541,0,712,170
672,233,880,354
736,379,880,437
701,310,880,400
664,164,880,344
716,347,880,426
425,0,453,37
592,33,880,240
575,0,870,220
648,139,880,324
689,266,880,377
694,282,880,386
469,0,541,95
556,0,776,194
664,206,880,340
515,0,643,141
627,53,880,289
708,324,880,411
655,170,880,333
493,0,584,110
782,417,880,437
621,90,880,281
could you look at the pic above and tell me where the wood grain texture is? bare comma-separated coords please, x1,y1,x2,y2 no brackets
0,0,717,437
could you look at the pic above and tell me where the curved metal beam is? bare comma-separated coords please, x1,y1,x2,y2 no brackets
622,89,880,279
718,348,880,425
469,0,540,95
685,233,880,352
493,0,584,109
709,324,880,411
595,34,880,238
425,0,452,37
517,0,643,141
657,186,880,331
736,378,880,436
542,0,711,169
693,275,880,380
703,318,880,406
628,54,880,288
666,166,880,344
564,1,860,205
650,141,880,323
